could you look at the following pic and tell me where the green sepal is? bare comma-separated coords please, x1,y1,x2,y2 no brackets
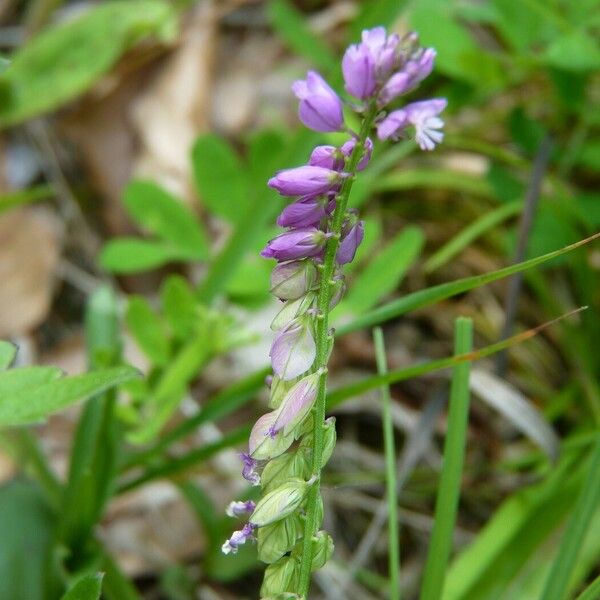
257,513,303,564
250,478,311,527
261,451,308,493
270,292,316,331
260,556,299,598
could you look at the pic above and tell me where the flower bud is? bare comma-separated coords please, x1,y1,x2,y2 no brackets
250,478,312,527
292,71,344,132
270,260,317,300
257,513,303,564
249,411,296,460
261,451,308,493
260,556,299,598
337,220,365,265
271,293,315,331
309,145,343,170
276,194,335,228
269,317,316,380
261,227,328,262
268,166,346,197
300,416,336,467
270,371,321,436
340,137,373,171
291,530,334,572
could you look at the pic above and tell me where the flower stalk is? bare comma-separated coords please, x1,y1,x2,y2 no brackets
297,101,378,594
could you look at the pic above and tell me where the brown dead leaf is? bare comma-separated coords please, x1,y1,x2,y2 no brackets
0,207,62,336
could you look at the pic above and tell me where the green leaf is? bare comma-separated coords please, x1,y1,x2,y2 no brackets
0,366,140,426
192,134,248,223
343,227,424,314
99,238,183,273
540,436,600,600
123,180,208,257
160,275,197,339
0,366,63,395
60,574,103,600
258,514,303,564
545,31,600,72
268,0,336,73
126,296,171,366
0,185,53,214
0,0,176,126
0,341,16,369
0,480,62,600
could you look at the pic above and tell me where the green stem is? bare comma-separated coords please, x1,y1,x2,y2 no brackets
373,327,400,600
297,102,378,597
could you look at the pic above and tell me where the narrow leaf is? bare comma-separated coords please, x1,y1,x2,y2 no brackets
0,341,17,369
0,366,62,395
125,296,171,366
60,574,103,600
99,238,183,273
0,366,140,426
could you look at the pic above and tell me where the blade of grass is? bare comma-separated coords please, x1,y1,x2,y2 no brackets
338,232,600,336
117,425,250,493
0,184,54,214
540,434,600,600
373,327,400,600
419,317,473,600
575,573,600,600
330,308,585,409
424,201,522,273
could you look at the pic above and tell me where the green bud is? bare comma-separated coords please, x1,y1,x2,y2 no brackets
270,259,317,300
257,514,303,564
260,556,299,597
310,530,334,571
271,293,316,331
249,411,296,460
299,416,336,467
251,478,312,527
261,452,307,493
268,376,295,410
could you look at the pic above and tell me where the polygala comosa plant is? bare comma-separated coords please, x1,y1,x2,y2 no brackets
222,26,446,598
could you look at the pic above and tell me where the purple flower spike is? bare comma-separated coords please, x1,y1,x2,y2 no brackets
341,137,373,171
337,220,365,265
277,195,332,228
270,317,316,380
226,500,257,518
292,71,344,132
221,523,256,555
271,371,321,436
361,27,400,77
261,227,329,262
268,165,345,197
240,452,260,486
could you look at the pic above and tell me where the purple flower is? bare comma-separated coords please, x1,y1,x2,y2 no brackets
378,48,436,104
270,371,321,436
342,27,400,99
226,500,256,518
292,71,344,132
240,452,260,486
268,165,346,197
221,522,256,554
261,227,328,261
340,137,373,171
270,317,316,380
276,195,334,228
309,145,343,170
337,220,365,265
377,98,447,150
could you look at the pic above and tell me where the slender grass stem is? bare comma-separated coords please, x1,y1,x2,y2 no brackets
419,317,473,600
540,434,600,600
297,102,378,596
575,573,600,600
373,327,400,600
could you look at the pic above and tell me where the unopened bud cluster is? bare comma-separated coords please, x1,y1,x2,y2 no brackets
222,26,445,597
